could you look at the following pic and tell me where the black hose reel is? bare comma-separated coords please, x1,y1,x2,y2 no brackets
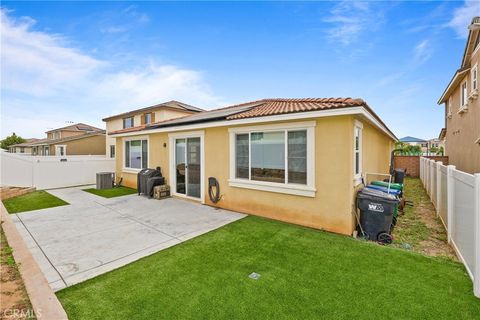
208,177,221,203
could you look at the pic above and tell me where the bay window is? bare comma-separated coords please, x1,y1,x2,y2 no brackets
229,122,315,197
125,139,148,170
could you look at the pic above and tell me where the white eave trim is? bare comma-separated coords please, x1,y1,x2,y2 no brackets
438,68,470,104
111,106,397,141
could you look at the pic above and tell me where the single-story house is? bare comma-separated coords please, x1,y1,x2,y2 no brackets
109,98,397,235
8,138,40,154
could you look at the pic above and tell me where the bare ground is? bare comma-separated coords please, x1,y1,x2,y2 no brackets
0,224,34,320
391,178,457,260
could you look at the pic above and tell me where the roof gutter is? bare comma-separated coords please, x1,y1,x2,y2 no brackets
110,106,397,141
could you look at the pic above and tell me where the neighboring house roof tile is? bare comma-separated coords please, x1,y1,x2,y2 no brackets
399,136,426,143
108,97,396,140
107,125,147,135
438,128,446,140
46,123,103,133
102,100,204,122
27,131,105,146
9,138,41,147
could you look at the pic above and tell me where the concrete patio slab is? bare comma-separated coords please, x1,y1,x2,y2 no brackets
12,186,246,291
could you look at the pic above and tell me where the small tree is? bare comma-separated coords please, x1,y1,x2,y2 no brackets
437,146,444,156
0,133,26,150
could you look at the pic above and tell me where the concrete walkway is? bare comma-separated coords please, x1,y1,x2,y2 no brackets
11,186,246,291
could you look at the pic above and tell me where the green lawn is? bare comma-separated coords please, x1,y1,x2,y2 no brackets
83,186,137,198
2,190,68,214
57,216,480,319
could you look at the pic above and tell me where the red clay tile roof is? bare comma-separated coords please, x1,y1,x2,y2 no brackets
225,98,365,119
45,123,103,133
108,97,396,139
109,125,147,135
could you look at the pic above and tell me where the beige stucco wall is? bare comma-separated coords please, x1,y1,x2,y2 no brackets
47,130,85,140
443,44,480,174
49,135,106,156
362,120,393,174
9,146,33,154
115,115,394,236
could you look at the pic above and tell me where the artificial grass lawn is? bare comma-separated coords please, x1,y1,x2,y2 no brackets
2,190,68,214
57,216,480,319
83,186,137,198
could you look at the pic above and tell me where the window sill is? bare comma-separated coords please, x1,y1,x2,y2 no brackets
123,168,141,174
458,106,468,114
353,176,363,186
228,179,316,197
468,90,478,100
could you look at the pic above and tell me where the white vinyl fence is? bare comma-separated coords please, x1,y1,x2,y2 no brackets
420,157,480,298
0,152,115,189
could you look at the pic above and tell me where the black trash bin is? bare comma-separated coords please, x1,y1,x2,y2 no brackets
393,168,406,184
357,188,399,243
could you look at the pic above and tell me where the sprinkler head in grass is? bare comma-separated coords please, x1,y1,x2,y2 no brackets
249,272,261,280
402,243,412,250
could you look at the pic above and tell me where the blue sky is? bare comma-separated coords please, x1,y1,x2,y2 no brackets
1,1,479,139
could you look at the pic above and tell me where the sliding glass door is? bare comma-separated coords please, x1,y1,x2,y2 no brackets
174,137,201,199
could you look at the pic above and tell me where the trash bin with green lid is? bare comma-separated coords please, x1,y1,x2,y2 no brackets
357,188,400,244
370,180,403,190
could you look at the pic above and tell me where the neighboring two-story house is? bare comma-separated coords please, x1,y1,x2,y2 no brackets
9,123,106,156
438,17,480,174
102,100,204,158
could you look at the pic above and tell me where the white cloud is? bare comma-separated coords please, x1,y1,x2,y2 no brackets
448,0,480,38
413,39,432,65
1,10,102,96
0,9,223,138
99,5,150,34
324,1,386,45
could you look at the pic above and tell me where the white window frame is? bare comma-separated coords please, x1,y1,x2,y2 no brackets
123,136,149,173
168,130,205,203
53,131,60,140
471,63,478,92
55,145,66,156
459,80,468,111
447,96,452,118
353,120,363,185
110,145,115,158
123,117,134,129
228,121,316,197
144,113,152,124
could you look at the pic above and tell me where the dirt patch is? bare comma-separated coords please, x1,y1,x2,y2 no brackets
392,178,456,260
0,224,35,320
